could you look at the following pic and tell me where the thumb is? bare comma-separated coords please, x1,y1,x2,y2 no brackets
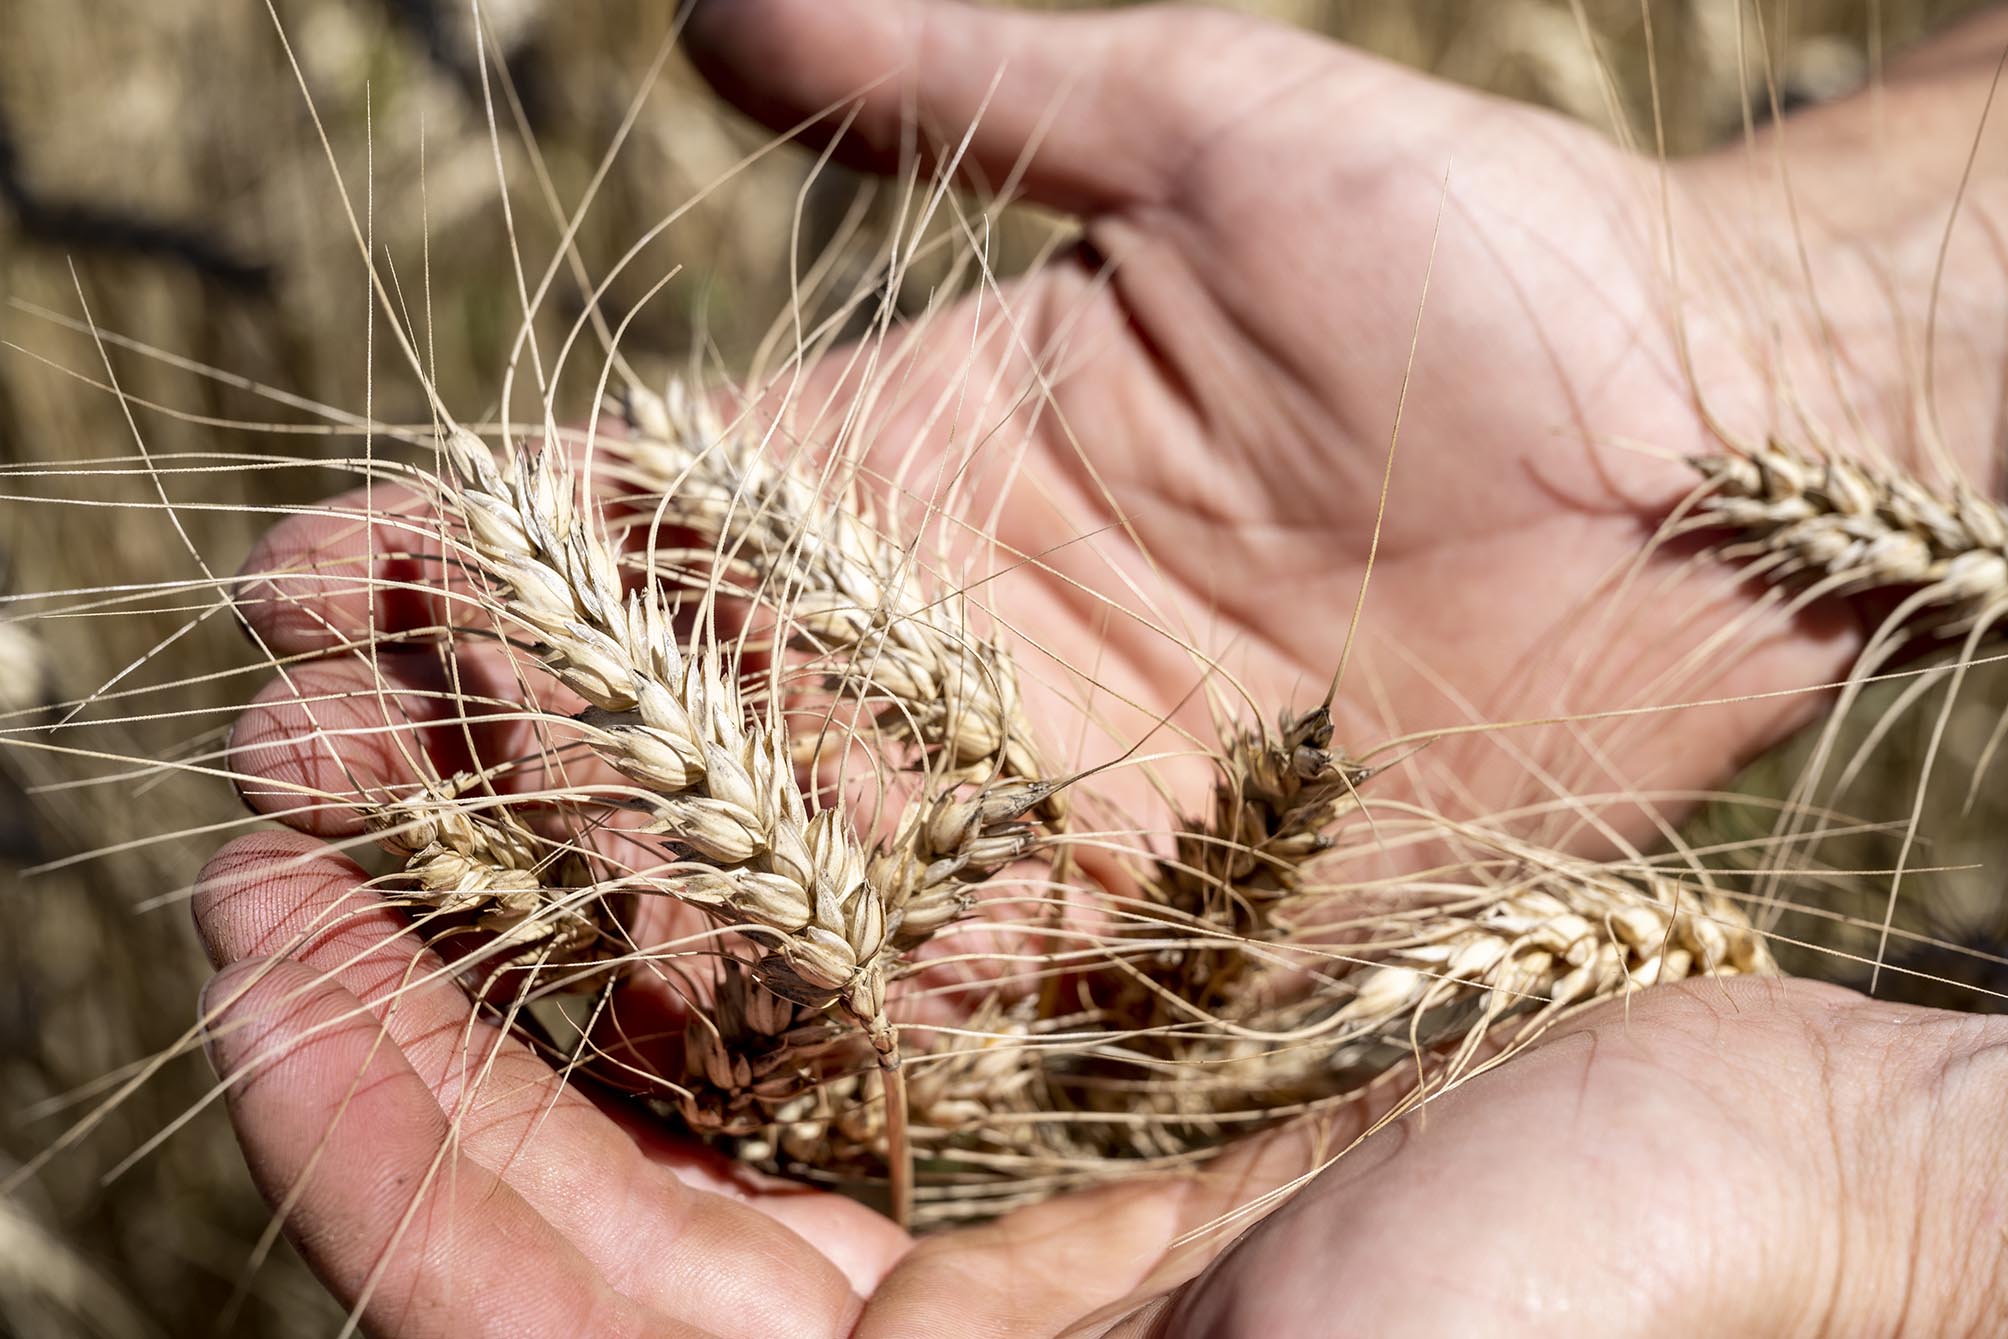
681,0,1274,217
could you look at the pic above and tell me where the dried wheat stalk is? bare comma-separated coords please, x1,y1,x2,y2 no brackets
1690,438,2008,631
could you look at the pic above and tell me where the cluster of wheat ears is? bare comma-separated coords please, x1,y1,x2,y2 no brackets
192,354,1919,1229
282,329,2008,1234
161,180,2008,1226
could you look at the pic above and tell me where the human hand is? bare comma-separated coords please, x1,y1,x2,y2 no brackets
198,2,2008,1334
1152,975,2008,1337
684,0,1994,841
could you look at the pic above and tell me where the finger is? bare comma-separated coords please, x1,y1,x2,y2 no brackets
194,831,566,1102
204,954,693,1339
683,0,1288,217
196,833,907,1317
194,828,435,971
196,831,568,1125
856,1174,1232,1339
222,651,724,1040
226,651,538,836
236,484,468,656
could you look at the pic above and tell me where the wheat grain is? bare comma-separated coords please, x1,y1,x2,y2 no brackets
868,776,1057,949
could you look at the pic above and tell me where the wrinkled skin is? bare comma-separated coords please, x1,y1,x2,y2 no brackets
200,2,2008,1334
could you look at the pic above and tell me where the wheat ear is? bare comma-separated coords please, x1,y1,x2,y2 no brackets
723,1001,1049,1192
1313,856,1776,1080
1013,853,1775,1188
1162,705,1372,920
433,426,896,1048
1087,703,1372,1025
370,775,609,977
615,383,1057,944
1690,438,2008,631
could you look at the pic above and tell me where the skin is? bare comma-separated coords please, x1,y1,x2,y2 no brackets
199,2,2008,1334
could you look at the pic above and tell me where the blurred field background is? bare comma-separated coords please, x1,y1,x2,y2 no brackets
0,1,1993,1334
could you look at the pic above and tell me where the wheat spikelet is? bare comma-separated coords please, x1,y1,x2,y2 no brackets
867,776,1056,949
1690,438,2008,632
369,776,611,979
